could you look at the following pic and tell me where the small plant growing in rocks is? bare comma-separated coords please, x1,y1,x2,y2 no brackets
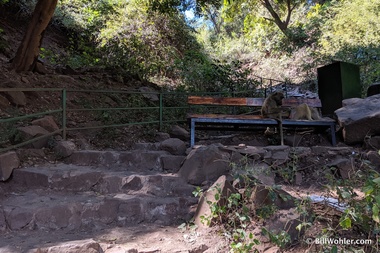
198,182,261,253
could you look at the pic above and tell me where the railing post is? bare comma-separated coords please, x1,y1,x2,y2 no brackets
62,88,67,140
159,92,163,131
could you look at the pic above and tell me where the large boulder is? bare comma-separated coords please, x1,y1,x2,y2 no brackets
178,144,232,185
249,185,297,211
170,125,189,141
264,207,310,245
193,175,237,227
3,90,26,106
32,115,60,132
54,140,76,158
160,138,186,155
335,94,380,144
15,125,51,149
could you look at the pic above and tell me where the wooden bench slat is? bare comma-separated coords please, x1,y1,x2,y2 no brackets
189,113,264,120
188,96,322,107
187,96,264,106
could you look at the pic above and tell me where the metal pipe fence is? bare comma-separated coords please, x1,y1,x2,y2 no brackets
0,78,287,154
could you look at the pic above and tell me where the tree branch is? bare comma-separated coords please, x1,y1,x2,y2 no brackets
261,0,288,35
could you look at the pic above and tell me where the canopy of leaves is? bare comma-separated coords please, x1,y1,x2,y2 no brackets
196,0,379,90
1,0,379,92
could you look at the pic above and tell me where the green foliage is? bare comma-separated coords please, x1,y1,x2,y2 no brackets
200,183,260,252
96,0,194,79
262,228,291,249
5,0,379,91
195,0,380,89
174,50,256,92
323,166,380,251
274,150,300,183
317,0,380,90
57,0,206,83
192,186,203,198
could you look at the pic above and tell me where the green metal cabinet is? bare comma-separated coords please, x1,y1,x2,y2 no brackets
317,61,361,116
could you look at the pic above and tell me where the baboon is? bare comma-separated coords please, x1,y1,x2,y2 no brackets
261,92,290,119
261,92,290,145
291,103,321,120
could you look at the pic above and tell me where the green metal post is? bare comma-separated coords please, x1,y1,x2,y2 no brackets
159,93,163,131
62,89,67,140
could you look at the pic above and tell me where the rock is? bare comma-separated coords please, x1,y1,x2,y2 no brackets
335,94,380,144
4,206,34,230
364,136,380,150
0,94,10,108
233,163,275,186
4,90,26,106
189,244,209,253
290,147,312,158
0,151,20,181
35,61,48,74
139,86,159,101
235,146,266,160
193,175,237,227
367,82,380,97
68,150,169,171
0,209,6,231
118,151,168,171
15,125,51,149
295,172,303,185
342,97,363,107
54,140,76,158
250,185,297,211
328,157,354,179
264,207,310,245
132,142,160,150
38,239,103,253
155,132,170,142
263,146,290,165
170,125,189,141
178,144,231,185
32,115,60,132
160,138,186,155
252,163,276,185
311,146,353,156
76,138,93,150
68,150,117,167
366,151,380,168
161,155,185,173
20,76,29,83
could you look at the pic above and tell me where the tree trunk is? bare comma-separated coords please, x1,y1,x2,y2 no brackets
11,0,58,72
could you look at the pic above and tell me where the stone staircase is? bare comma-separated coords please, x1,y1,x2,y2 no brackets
0,149,200,252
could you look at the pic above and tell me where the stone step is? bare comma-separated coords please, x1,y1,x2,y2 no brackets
65,150,186,173
0,189,197,231
8,164,195,197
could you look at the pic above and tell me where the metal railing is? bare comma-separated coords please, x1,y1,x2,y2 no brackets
0,79,287,154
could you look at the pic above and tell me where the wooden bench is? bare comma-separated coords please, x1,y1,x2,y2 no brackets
187,96,337,146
